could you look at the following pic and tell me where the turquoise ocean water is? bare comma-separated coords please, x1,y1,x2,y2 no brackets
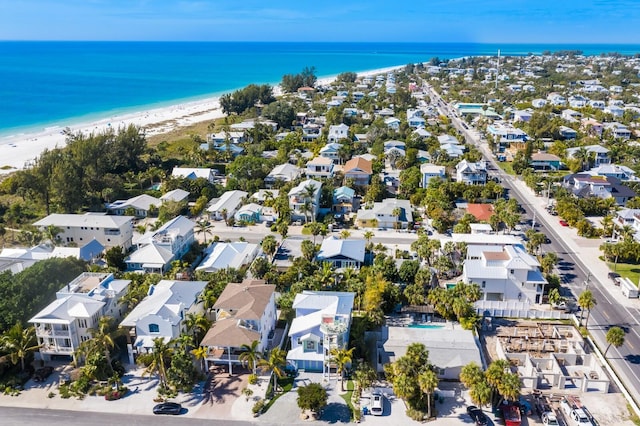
1,42,640,136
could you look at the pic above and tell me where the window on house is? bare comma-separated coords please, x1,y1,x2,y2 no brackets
510,269,514,274
149,324,160,333
305,340,316,351
481,281,486,288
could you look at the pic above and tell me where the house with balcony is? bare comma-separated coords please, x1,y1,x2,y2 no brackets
207,190,248,221
420,163,446,188
328,123,349,143
566,145,610,167
125,215,195,274
30,272,131,361
120,279,207,363
456,160,488,185
562,174,636,205
461,244,547,305
486,122,528,150
605,122,632,139
343,157,373,186
355,198,413,229
200,279,277,373
305,156,334,179
320,143,343,164
287,291,355,375
333,186,356,214
289,179,322,222
316,236,365,269
589,164,638,181
264,163,302,188
530,152,562,171
33,213,134,250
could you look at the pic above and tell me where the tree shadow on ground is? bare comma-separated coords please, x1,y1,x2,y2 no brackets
319,401,351,424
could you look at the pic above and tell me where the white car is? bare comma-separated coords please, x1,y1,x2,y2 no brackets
542,412,559,426
571,408,592,425
370,392,384,416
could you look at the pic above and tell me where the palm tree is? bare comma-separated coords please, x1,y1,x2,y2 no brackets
77,316,119,375
141,337,174,389
470,380,492,408
195,219,214,244
418,368,439,418
330,347,354,391
578,290,597,327
485,359,509,406
261,234,278,260
198,288,218,318
340,229,351,239
184,313,211,344
302,184,318,222
0,322,40,371
604,326,626,356
392,207,402,230
43,225,62,246
363,230,374,245
548,288,562,306
239,340,263,375
573,146,590,171
191,346,208,372
497,372,521,403
258,348,286,395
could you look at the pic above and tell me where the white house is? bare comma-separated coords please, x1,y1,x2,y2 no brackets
125,215,195,274
456,160,488,185
289,179,322,221
420,163,446,188
287,291,355,374
319,143,343,164
0,240,104,274
195,242,259,272
207,190,248,221
384,117,401,130
305,156,334,179
589,164,638,181
462,244,546,305
316,236,366,269
106,194,162,218
30,272,131,361
120,279,207,363
566,145,610,166
33,213,134,250
356,198,413,229
200,279,277,373
328,123,349,143
264,163,302,188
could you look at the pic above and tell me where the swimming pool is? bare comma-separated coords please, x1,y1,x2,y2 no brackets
408,324,445,329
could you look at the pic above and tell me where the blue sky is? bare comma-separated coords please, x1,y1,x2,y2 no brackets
0,0,638,43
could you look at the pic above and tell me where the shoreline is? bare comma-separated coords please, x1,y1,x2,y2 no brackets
0,64,405,175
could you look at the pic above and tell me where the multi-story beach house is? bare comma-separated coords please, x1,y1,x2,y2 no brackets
342,157,372,186
33,213,134,250
305,156,334,179
30,272,131,361
264,163,302,188
125,215,195,274
462,244,547,305
120,279,207,363
456,160,488,185
288,179,322,222
420,163,446,188
327,123,349,143
316,236,365,270
200,279,277,373
287,291,355,375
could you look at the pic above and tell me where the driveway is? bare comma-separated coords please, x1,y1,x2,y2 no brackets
192,366,249,419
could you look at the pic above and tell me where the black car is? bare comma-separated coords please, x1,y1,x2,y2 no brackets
608,272,621,284
33,366,54,382
467,405,488,426
153,402,183,415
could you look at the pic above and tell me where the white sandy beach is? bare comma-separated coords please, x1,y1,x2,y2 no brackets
0,65,405,175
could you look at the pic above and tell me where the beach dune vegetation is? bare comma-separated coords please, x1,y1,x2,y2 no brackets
220,84,275,116
281,66,317,93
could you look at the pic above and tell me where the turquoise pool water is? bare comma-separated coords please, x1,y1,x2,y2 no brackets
408,324,445,329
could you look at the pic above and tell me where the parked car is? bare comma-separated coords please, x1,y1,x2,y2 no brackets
370,392,384,416
608,272,621,285
467,405,488,425
571,408,592,425
33,366,54,382
559,220,569,227
542,411,560,426
153,402,182,415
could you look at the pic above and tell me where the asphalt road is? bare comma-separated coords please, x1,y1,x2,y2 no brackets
0,407,259,426
426,84,640,405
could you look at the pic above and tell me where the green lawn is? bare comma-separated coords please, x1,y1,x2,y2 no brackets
607,262,640,284
339,380,356,417
498,161,516,176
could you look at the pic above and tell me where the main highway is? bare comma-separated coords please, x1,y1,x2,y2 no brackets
426,84,640,407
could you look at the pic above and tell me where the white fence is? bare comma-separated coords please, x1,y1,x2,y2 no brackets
474,300,571,319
